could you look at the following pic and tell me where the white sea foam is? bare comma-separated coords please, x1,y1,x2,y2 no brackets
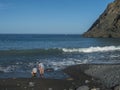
110,55,120,58
48,58,91,70
62,46,120,53
0,65,16,73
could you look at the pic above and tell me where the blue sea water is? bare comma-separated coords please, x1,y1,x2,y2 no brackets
0,34,120,78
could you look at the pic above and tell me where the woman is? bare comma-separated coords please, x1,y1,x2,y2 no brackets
38,62,44,78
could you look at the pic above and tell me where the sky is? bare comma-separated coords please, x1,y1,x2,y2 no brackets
0,0,114,34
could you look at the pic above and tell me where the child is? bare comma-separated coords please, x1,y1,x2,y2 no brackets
31,67,37,77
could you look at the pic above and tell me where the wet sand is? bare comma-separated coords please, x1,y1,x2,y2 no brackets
0,78,73,90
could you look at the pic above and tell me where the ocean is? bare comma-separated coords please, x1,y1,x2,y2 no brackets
0,34,120,79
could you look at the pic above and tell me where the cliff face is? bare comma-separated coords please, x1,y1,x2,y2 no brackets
83,0,120,38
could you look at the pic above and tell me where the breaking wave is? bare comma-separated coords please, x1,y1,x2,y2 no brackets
62,46,120,53
0,46,120,56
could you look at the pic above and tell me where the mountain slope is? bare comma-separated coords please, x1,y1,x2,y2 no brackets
83,0,120,38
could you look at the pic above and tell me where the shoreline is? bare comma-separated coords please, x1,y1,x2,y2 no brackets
0,64,120,90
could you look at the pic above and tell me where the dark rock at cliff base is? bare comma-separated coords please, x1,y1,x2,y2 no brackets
83,0,120,38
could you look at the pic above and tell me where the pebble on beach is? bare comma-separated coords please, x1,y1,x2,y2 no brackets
76,85,89,90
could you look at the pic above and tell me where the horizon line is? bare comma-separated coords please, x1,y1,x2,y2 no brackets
0,33,82,35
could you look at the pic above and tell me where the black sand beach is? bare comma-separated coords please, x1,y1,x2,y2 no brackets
0,78,73,90
0,64,120,90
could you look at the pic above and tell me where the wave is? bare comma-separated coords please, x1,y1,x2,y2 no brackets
0,58,88,73
0,65,16,73
0,48,63,55
62,46,120,53
0,46,120,55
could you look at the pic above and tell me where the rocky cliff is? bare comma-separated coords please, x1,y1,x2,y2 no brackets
83,0,120,38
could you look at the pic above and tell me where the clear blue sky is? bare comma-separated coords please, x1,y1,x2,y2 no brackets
0,0,114,34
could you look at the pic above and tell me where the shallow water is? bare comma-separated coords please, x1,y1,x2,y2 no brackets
0,34,120,78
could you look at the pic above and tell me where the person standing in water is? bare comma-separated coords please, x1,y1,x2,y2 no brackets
31,67,37,77
38,62,45,78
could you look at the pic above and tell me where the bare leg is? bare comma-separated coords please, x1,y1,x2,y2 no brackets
39,68,44,78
